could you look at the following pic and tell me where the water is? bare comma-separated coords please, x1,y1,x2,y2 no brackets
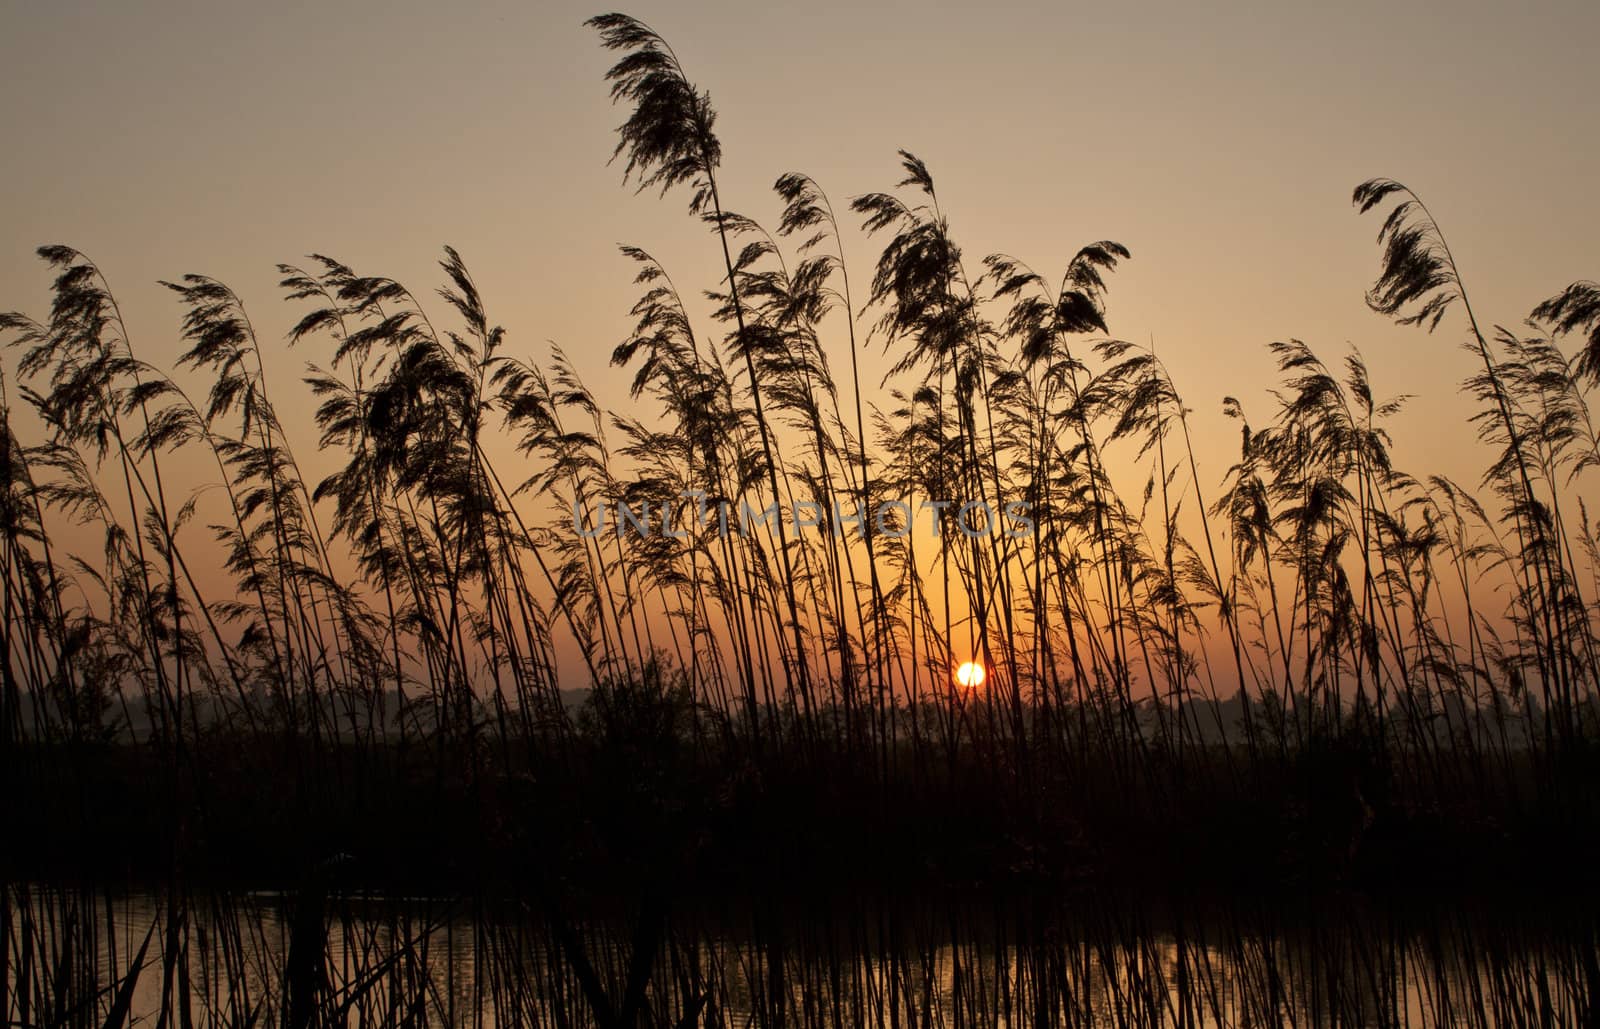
4,886,1592,1026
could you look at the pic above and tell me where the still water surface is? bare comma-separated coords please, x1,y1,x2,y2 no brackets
4,887,1591,1027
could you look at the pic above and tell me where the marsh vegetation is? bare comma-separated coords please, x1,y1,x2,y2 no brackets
3,13,1599,1026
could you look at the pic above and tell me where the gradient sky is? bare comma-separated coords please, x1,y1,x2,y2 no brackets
3,0,1597,551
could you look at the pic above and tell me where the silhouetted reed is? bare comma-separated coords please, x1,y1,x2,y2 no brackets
3,12,1599,1027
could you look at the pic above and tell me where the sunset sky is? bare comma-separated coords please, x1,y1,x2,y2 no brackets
4,0,1598,610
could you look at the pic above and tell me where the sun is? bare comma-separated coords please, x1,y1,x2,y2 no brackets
954,661,986,689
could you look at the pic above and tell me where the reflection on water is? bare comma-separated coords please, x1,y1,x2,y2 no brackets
4,886,1593,1027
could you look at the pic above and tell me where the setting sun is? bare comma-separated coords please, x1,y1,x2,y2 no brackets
954,661,986,689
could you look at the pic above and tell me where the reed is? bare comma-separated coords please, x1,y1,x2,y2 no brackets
2,11,1598,1027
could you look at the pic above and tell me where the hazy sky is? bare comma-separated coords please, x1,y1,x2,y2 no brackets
3,0,1597,511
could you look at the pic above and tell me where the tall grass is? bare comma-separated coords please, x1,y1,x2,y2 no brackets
3,11,1599,1027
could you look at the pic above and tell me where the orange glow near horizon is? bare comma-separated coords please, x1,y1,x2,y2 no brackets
1,2,1594,701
